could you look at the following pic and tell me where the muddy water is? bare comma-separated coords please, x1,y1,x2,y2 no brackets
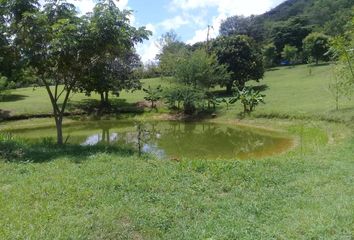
8,120,294,160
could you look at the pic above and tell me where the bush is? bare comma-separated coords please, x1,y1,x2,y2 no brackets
164,87,205,114
0,133,25,161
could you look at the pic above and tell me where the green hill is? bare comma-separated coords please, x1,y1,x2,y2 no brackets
260,0,353,36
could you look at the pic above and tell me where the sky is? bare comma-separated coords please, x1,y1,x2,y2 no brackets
47,0,286,63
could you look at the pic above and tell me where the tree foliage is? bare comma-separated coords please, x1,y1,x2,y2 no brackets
213,35,264,92
5,0,150,144
263,43,277,68
174,49,230,89
143,85,163,109
281,45,298,65
331,16,354,87
303,32,331,64
80,0,151,105
219,15,264,42
156,31,188,77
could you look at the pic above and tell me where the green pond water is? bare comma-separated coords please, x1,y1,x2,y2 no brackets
7,120,294,160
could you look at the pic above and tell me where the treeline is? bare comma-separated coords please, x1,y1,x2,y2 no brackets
219,0,354,66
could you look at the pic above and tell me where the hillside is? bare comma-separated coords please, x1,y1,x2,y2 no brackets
260,0,353,36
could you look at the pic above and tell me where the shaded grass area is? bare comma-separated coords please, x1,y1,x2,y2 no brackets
0,133,353,239
0,136,135,163
0,77,168,118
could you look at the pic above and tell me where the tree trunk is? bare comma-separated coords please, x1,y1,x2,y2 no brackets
55,116,63,145
226,82,233,94
100,92,105,106
104,91,109,104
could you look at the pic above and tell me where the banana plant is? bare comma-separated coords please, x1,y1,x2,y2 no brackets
228,86,266,114
143,85,163,109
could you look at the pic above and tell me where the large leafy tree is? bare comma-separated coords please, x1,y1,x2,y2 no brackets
14,0,88,144
219,15,264,42
156,31,188,77
213,35,264,93
303,32,331,64
0,0,38,81
81,0,151,106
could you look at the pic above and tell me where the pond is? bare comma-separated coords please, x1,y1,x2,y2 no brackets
7,120,294,160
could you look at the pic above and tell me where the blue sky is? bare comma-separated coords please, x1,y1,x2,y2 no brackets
51,0,286,62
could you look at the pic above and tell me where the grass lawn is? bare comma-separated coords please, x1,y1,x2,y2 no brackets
0,77,170,118
1,64,354,121
0,64,354,239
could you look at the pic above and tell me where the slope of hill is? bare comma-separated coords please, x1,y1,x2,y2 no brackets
260,0,353,36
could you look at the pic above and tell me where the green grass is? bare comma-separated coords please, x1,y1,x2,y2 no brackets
216,64,354,122
0,126,353,239
0,77,172,117
1,64,354,239
1,64,354,122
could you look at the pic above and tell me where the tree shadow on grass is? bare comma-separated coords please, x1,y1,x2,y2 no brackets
0,109,11,121
251,84,269,92
211,84,269,98
211,90,233,98
67,99,144,115
308,63,331,67
0,138,136,164
266,68,280,72
0,94,28,102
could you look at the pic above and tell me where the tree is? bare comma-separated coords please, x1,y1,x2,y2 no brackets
0,75,9,100
213,35,264,93
219,15,264,42
13,0,149,145
14,0,90,145
303,33,331,64
281,45,298,65
325,15,354,112
273,17,312,60
263,43,277,68
156,31,188,77
81,0,151,106
331,17,354,83
174,49,230,89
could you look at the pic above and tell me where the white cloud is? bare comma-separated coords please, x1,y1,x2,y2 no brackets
160,16,189,30
145,23,157,34
137,39,160,63
184,0,285,44
187,14,224,44
171,0,283,16
40,0,130,15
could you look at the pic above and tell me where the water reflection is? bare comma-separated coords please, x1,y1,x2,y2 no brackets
75,121,293,160
9,121,294,160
